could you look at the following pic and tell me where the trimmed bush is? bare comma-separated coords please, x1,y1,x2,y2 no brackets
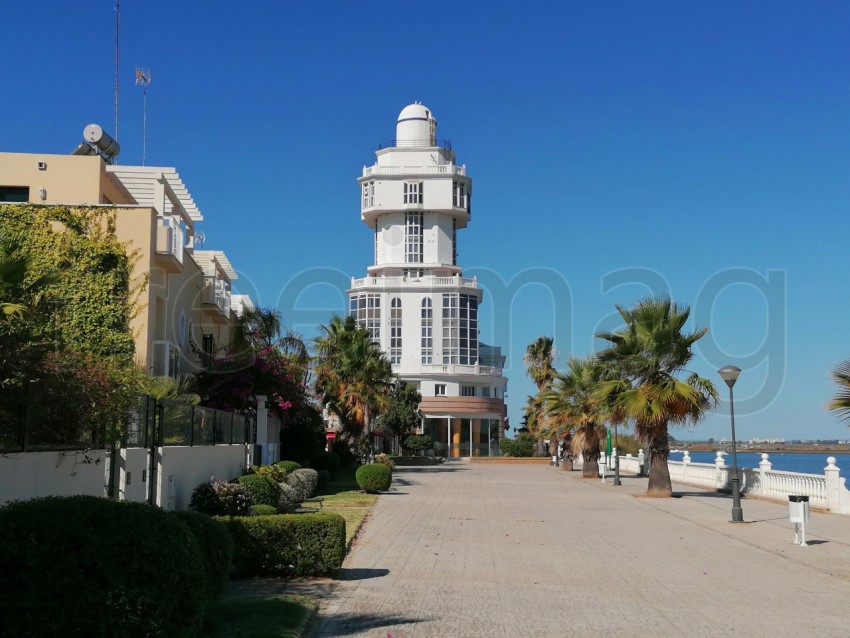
237,474,282,508
278,483,300,512
276,460,302,475
172,511,233,601
251,504,278,516
286,468,319,501
500,433,535,457
404,434,433,454
317,469,331,491
190,477,254,516
220,513,346,576
310,451,341,479
356,463,392,493
0,496,206,637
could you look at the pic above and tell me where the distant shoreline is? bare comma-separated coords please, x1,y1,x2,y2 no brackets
680,444,850,455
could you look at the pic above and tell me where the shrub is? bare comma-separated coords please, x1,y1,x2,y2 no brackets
278,483,300,512
404,434,433,454
237,474,282,508
276,460,302,476
375,453,396,469
500,434,535,457
356,463,392,493
220,513,346,576
310,451,341,479
171,511,233,602
286,468,319,501
0,496,206,637
252,463,287,483
251,504,278,516
317,469,331,491
190,477,255,516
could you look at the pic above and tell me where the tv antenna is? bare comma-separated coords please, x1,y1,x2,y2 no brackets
134,67,151,165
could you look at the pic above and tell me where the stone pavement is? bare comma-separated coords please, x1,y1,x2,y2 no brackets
312,462,850,637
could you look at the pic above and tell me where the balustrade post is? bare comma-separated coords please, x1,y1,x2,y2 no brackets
825,456,841,513
715,451,726,489
759,453,771,496
682,451,690,483
637,449,645,477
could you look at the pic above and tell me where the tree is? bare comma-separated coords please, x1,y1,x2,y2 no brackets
138,374,200,404
314,315,393,460
544,357,606,478
595,297,718,497
523,336,557,455
375,382,422,449
827,360,850,424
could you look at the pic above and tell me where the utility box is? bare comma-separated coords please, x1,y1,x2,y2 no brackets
788,495,810,523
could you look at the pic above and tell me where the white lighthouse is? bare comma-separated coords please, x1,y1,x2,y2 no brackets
349,103,508,457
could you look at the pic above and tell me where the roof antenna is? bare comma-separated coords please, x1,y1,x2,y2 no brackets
135,68,151,165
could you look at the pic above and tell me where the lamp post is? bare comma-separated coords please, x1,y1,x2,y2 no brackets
613,421,621,486
718,365,743,523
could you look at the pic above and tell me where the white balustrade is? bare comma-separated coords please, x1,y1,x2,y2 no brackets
362,164,466,177
350,275,478,289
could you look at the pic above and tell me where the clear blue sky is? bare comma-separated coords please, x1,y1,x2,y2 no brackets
3,1,849,442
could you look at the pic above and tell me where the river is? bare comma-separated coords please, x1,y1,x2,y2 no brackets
668,451,850,475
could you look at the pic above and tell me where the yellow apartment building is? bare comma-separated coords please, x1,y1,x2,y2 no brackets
0,152,249,376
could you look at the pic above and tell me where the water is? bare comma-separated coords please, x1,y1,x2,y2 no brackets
668,450,850,475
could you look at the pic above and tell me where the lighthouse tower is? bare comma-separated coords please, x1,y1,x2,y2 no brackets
349,103,508,457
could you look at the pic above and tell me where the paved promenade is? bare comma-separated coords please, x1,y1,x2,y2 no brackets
314,462,850,637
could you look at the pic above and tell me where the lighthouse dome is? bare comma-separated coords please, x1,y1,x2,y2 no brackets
396,102,436,147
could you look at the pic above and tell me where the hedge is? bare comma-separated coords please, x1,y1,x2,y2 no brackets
220,513,346,577
276,460,302,475
251,504,278,516
286,468,319,501
237,473,281,508
171,511,233,602
356,463,392,493
0,496,207,637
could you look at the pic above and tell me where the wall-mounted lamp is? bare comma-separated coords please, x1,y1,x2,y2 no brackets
38,187,47,201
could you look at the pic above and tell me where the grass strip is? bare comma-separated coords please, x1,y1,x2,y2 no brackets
202,594,317,638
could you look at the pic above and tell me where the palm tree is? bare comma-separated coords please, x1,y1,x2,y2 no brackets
524,336,557,455
232,307,309,374
595,297,718,497
314,315,393,461
139,374,201,404
544,357,605,478
826,360,850,424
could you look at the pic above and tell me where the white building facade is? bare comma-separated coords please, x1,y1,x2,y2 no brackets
348,103,508,457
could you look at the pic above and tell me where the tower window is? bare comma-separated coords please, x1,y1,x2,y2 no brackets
405,212,423,263
442,293,478,365
403,181,423,204
390,297,402,364
461,386,475,397
452,181,467,209
435,384,446,396
421,297,433,364
452,218,457,266
362,181,374,208
349,292,381,343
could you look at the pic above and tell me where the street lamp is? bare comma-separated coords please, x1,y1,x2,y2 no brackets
718,365,743,523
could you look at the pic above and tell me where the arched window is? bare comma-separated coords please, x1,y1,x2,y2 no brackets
421,298,433,364
390,297,402,364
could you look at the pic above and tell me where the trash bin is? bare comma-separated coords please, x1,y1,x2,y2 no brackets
788,495,810,546
788,495,810,523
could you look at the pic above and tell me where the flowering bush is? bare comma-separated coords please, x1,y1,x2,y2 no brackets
249,464,287,483
375,453,396,470
189,478,254,516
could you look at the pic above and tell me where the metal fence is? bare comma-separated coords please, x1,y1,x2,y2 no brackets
1,393,252,453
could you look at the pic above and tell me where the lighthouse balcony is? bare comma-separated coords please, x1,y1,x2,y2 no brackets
350,274,477,290
362,163,466,177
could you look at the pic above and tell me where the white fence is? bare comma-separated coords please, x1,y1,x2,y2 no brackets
605,450,850,514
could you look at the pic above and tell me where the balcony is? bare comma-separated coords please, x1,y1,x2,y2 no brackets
202,275,231,317
420,363,502,377
152,340,180,378
154,216,184,272
362,164,466,177
351,274,477,289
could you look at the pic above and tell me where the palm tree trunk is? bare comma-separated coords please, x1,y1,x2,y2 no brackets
364,405,373,464
582,443,600,479
646,430,672,497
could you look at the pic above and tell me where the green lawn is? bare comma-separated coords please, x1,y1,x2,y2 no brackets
202,594,317,637
301,469,378,545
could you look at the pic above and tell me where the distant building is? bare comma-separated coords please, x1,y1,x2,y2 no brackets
349,103,508,457
0,149,251,376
